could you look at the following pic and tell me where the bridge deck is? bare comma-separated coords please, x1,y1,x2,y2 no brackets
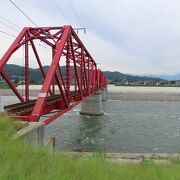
4,91,81,122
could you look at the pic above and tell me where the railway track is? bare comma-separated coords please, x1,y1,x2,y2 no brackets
4,91,81,116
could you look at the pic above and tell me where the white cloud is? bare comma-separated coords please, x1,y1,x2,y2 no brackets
75,0,180,74
1,0,180,74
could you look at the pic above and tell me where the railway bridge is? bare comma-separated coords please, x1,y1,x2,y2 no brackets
0,25,107,125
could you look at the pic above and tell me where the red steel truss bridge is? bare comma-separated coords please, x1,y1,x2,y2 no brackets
0,25,107,125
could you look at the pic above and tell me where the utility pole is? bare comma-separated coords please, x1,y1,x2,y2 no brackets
73,28,86,34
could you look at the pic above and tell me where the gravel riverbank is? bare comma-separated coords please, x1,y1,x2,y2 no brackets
1,89,180,101
108,92,180,101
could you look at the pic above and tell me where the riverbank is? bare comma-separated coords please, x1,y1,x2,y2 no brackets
1,88,180,101
108,92,180,101
1,103,180,179
0,89,40,96
1,116,180,179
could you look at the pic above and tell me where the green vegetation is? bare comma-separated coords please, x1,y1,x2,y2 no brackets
103,71,162,82
0,82,19,89
3,64,67,83
2,64,163,84
1,115,180,179
0,83,10,89
114,83,180,87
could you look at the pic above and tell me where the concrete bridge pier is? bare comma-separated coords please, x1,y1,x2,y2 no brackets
101,88,108,101
80,91,104,115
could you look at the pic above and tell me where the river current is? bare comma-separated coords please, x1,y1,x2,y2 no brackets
1,85,180,153
45,100,180,153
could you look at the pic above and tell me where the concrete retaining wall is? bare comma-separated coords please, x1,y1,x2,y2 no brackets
14,122,55,152
14,122,45,145
67,152,179,164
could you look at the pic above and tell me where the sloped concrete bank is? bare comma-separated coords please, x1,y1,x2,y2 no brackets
14,122,55,153
67,152,180,164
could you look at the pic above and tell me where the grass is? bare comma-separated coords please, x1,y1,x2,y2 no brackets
1,115,180,179
0,83,10,89
0,82,19,89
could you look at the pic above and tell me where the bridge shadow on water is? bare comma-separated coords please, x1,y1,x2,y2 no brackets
46,100,180,153
73,114,106,152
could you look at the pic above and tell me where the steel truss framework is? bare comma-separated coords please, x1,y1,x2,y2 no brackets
0,25,107,125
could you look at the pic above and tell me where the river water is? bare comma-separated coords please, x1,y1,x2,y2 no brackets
45,100,180,153
1,85,180,153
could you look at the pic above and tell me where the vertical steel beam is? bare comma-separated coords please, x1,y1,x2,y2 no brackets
80,48,83,93
87,58,90,95
82,51,88,95
70,37,82,99
66,40,70,103
52,48,56,95
25,35,29,101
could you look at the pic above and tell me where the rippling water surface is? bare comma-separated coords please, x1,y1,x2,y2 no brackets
2,86,180,153
45,100,180,153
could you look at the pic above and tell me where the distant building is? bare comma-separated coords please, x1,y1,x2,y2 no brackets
125,80,129,85
156,81,160,86
18,80,25,84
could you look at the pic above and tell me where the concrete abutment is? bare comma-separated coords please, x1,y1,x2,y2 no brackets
14,122,55,153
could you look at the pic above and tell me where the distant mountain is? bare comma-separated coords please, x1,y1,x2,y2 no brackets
146,74,180,81
2,64,67,82
103,71,163,82
2,64,163,83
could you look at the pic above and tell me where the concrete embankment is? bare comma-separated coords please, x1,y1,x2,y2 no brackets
67,152,180,164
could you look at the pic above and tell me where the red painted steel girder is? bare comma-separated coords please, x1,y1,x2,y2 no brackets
0,25,107,125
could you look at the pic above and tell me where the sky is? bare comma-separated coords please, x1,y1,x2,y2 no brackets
1,0,180,75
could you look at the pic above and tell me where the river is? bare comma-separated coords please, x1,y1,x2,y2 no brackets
1,85,180,153
45,99,180,153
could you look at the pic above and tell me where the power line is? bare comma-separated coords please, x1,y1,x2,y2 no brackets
8,0,38,27
0,15,21,30
0,30,16,37
67,0,82,27
67,0,95,55
52,0,70,24
85,33,96,55
0,20,19,33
